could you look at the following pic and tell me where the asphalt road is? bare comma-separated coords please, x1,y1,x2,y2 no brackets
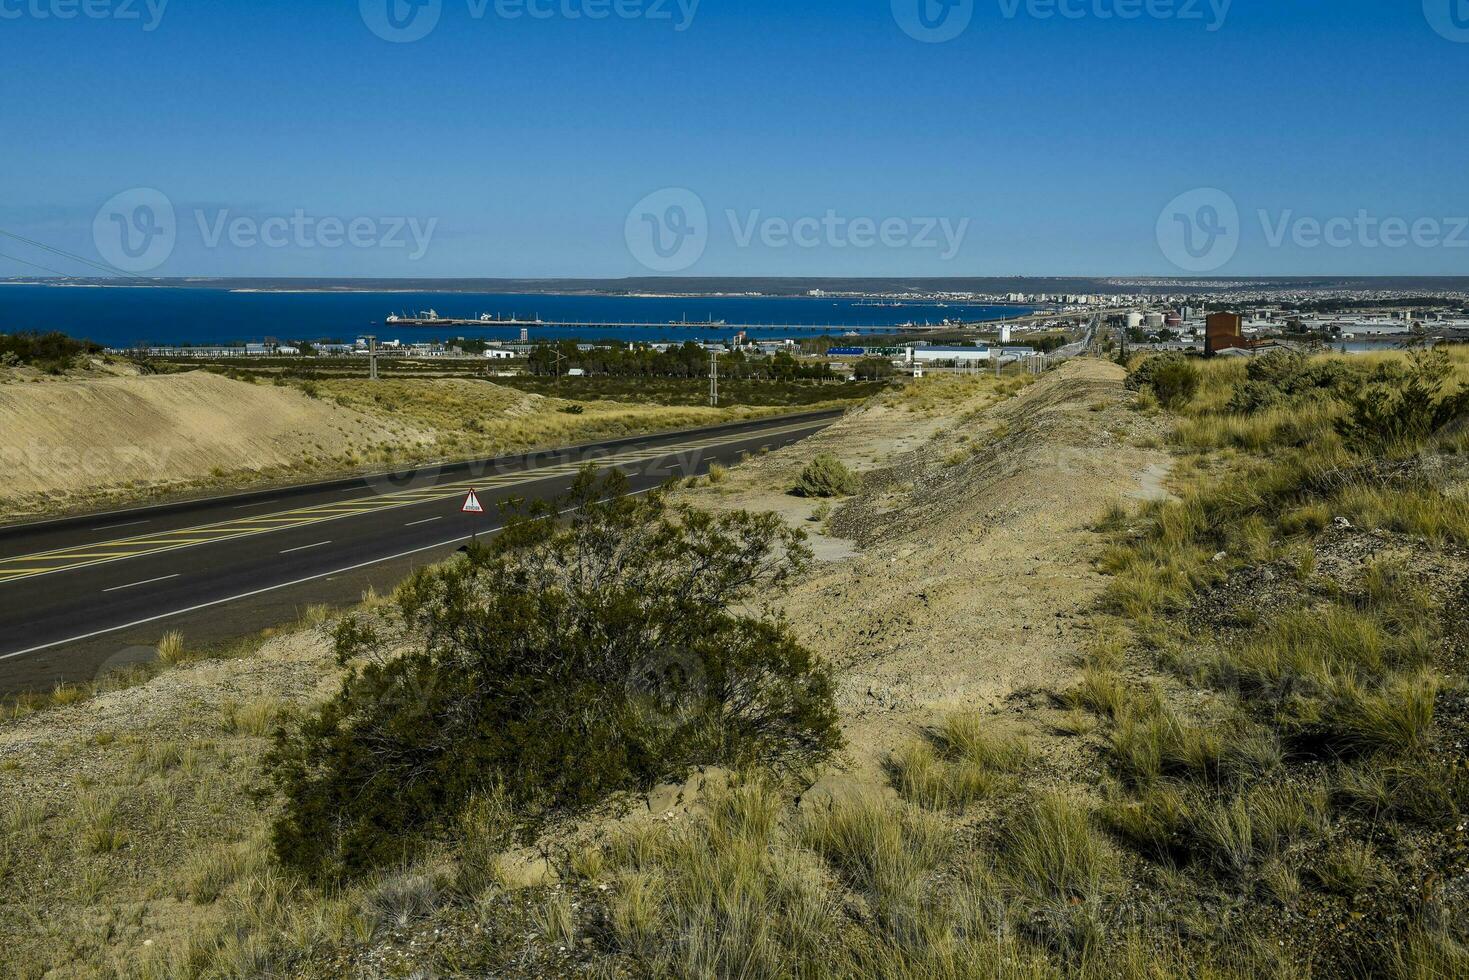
0,410,837,694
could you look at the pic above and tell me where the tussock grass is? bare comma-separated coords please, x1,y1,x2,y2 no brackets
128,739,186,779
802,792,950,926
602,781,843,975
1107,780,1325,877
893,714,1032,811
997,791,1116,903
569,845,605,882
1312,839,1388,896
1318,671,1438,756
48,682,88,707
1065,667,1128,719
362,865,446,932
176,839,270,904
1334,484,1469,545
1092,348,1469,972
453,786,517,895
73,788,129,854
316,377,785,463
1107,700,1280,788
2,797,48,839
1384,926,1469,980
1333,753,1466,825
156,630,189,666
883,372,1011,414
1172,401,1341,452
221,697,283,737
535,891,577,947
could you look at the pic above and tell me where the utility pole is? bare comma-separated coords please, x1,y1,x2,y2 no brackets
363,335,379,381
709,349,719,407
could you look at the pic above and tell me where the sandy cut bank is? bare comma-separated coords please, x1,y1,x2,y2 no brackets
0,371,436,517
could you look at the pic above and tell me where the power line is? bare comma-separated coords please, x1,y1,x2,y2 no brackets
0,228,147,281
0,251,75,279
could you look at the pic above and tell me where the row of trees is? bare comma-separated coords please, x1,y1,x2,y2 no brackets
526,341,836,381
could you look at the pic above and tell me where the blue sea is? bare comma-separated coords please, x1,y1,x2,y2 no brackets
0,285,1028,347
0,285,1034,351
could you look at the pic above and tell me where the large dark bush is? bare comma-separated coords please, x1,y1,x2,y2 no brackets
1126,353,1200,409
1227,351,1365,413
1336,348,1469,454
266,470,841,879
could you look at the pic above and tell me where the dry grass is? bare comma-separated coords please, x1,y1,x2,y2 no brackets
1084,347,1469,974
221,696,284,737
997,791,1117,903
156,629,189,666
1172,400,1341,451
892,714,1032,811
534,891,577,947
316,377,784,462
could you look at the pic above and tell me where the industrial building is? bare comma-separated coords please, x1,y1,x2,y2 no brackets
1206,312,1247,356
905,345,1036,364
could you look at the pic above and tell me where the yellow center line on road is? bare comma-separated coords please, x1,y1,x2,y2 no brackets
0,420,824,585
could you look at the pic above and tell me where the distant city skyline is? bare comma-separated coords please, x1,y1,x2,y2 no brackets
3,0,1467,279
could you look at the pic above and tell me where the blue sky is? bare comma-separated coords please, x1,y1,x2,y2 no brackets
1,0,1467,278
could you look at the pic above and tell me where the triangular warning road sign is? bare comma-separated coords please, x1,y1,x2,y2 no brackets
461,490,484,514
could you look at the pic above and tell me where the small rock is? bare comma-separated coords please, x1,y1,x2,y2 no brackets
1334,517,1353,529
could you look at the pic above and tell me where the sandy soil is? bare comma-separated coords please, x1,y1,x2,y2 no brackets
0,369,792,521
689,359,1171,783
0,371,435,516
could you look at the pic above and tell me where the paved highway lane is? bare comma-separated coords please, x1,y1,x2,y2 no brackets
0,411,837,694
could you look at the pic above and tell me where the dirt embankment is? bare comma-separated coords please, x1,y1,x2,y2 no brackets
697,358,1170,781
0,370,790,522
0,371,436,518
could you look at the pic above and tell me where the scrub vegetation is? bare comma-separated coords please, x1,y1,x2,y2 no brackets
5,349,1468,978
268,470,841,880
0,330,103,373
1090,345,1469,975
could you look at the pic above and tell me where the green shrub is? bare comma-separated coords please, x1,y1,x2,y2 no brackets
1151,359,1201,409
1126,353,1201,410
1226,352,1362,414
1336,347,1469,454
791,453,860,498
266,469,841,880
